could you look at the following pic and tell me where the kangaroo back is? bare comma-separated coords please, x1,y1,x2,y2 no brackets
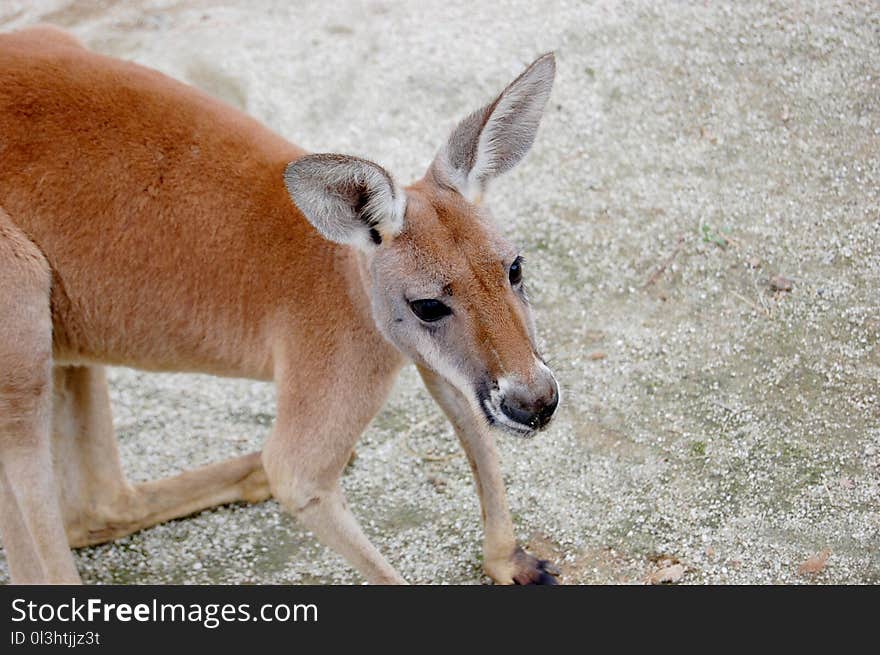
0,27,355,378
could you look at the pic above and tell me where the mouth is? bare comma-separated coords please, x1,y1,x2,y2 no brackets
477,386,539,438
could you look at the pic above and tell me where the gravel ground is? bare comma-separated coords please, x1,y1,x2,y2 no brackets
1,0,878,584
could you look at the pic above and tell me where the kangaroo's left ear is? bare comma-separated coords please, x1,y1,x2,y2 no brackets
430,53,556,202
284,154,405,250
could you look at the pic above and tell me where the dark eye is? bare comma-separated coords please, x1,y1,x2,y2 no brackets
409,299,452,323
509,257,523,285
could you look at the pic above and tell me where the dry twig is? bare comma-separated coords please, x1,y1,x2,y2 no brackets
643,235,685,289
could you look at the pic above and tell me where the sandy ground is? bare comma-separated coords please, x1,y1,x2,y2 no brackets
1,0,878,584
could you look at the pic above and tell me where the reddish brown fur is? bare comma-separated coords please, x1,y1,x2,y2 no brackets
1,28,395,381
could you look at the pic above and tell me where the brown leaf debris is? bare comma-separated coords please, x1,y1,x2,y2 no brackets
797,548,831,575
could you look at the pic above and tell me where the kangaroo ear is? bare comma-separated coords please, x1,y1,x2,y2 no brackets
431,53,556,202
284,154,406,249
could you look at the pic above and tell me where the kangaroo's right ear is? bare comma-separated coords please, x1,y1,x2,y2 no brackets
430,53,556,202
284,154,406,250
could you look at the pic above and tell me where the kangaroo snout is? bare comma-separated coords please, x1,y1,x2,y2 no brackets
481,364,560,436
499,383,559,431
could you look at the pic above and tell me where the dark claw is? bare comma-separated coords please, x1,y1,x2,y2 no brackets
504,546,563,585
539,559,561,577
513,570,559,585
511,554,562,585
535,570,559,585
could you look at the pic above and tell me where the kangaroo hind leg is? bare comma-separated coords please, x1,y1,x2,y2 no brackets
52,365,271,548
0,207,80,583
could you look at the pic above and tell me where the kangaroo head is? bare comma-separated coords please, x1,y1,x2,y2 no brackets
284,54,558,436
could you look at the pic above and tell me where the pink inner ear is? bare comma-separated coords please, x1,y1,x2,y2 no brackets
429,53,555,202
284,154,404,249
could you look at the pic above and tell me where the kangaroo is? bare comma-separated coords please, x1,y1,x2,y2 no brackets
0,25,560,585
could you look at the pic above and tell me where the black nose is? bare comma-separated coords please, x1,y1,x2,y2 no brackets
537,391,559,427
500,385,559,431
